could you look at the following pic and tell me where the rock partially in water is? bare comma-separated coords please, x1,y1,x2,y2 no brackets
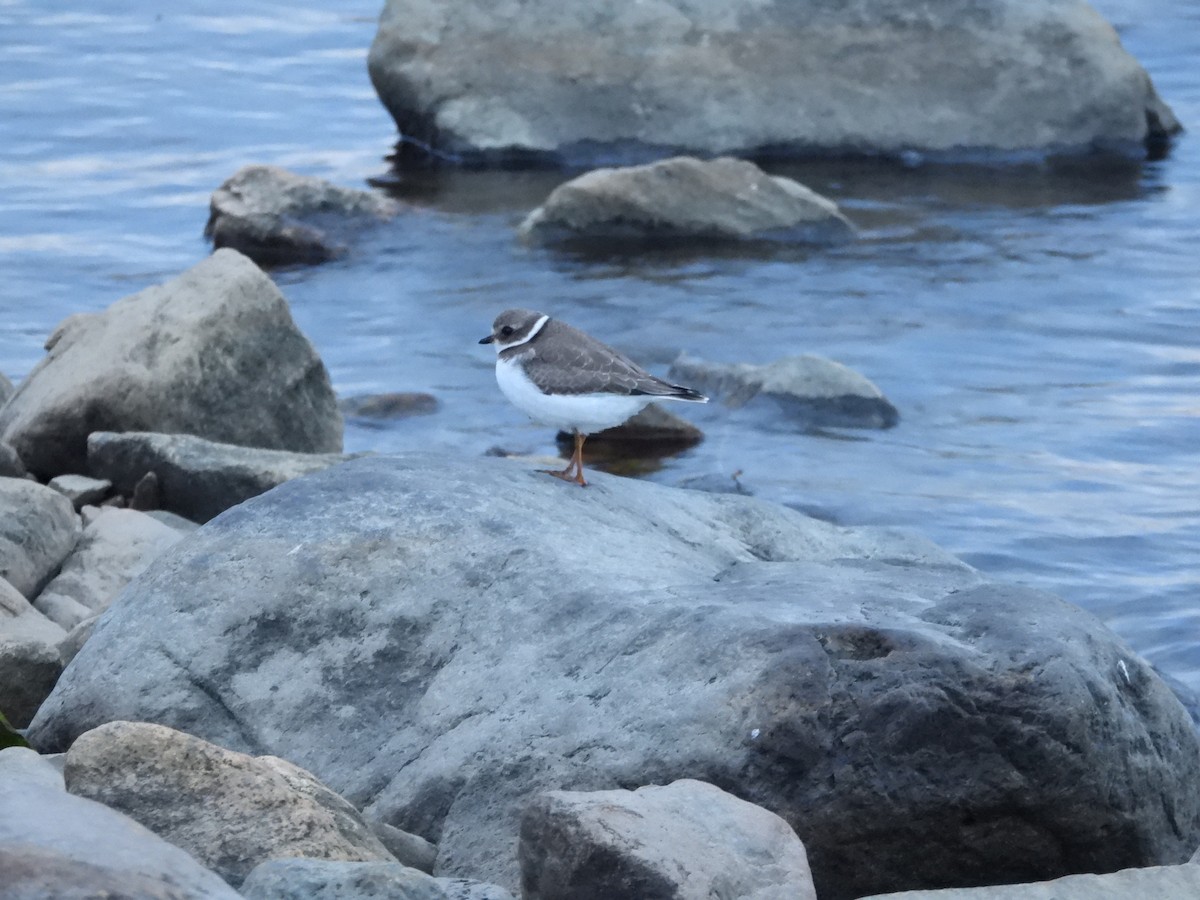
206,165,401,268
0,577,65,727
0,249,343,479
340,392,440,422
87,430,359,524
0,746,242,899
64,721,398,889
520,779,816,899
519,157,856,246
0,477,80,599
556,402,703,463
670,352,899,430
368,0,1178,164
27,454,1200,898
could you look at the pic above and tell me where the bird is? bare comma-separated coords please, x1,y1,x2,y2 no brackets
480,308,708,486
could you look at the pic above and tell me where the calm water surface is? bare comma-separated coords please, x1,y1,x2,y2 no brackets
2,1,1198,694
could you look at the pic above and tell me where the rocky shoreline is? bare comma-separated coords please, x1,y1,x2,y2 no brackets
3,2,1198,898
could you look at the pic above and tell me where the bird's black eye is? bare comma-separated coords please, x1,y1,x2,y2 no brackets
500,325,515,337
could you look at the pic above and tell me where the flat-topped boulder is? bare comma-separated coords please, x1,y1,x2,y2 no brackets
0,249,342,479
27,453,1200,898
368,0,1178,165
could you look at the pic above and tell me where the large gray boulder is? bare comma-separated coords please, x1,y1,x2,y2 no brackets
206,165,401,268
519,157,855,245
0,249,342,479
34,507,185,631
0,476,80,598
87,430,359,523
64,720,398,888
0,577,66,726
367,0,1179,165
0,746,242,899
27,454,1200,898
520,779,815,899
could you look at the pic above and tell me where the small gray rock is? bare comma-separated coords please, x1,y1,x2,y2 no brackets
520,779,815,900
88,430,358,523
57,613,98,667
206,165,401,268
670,352,899,429
0,248,343,480
48,474,112,510
240,858,447,900
520,157,855,245
340,392,439,421
0,746,242,899
0,477,80,598
854,862,1200,899
366,814,438,874
0,578,66,727
34,507,184,630
64,721,398,888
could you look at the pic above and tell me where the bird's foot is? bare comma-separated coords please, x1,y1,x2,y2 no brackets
540,466,588,487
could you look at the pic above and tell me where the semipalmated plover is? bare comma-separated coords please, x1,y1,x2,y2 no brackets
480,309,708,486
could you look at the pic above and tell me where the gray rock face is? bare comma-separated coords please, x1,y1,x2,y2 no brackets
0,476,80,598
0,577,66,726
520,779,815,899
34,507,184,631
0,249,342,479
856,862,1200,899
87,430,357,523
206,165,401,268
0,746,242,899
519,157,855,245
241,859,448,900
64,720,398,888
0,371,13,405
670,352,899,429
27,454,1200,898
367,0,1178,164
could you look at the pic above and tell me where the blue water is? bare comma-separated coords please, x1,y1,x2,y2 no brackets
2,1,1198,694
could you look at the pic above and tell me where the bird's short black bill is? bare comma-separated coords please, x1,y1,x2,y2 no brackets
479,335,494,344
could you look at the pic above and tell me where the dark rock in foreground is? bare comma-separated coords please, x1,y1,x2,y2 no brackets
0,249,343,479
206,165,401,267
368,0,1178,164
87,430,360,523
670,352,899,429
520,157,856,246
28,454,1200,898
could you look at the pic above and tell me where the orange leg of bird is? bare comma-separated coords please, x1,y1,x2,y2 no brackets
542,431,588,486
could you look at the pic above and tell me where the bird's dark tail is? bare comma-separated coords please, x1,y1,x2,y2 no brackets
665,384,708,403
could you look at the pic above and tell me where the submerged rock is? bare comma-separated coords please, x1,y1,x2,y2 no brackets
520,779,815,899
670,352,899,429
340,392,440,422
368,0,1178,164
0,249,343,480
27,454,1200,898
520,157,855,246
206,165,401,267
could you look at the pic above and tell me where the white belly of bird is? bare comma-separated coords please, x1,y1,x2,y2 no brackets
496,357,652,434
